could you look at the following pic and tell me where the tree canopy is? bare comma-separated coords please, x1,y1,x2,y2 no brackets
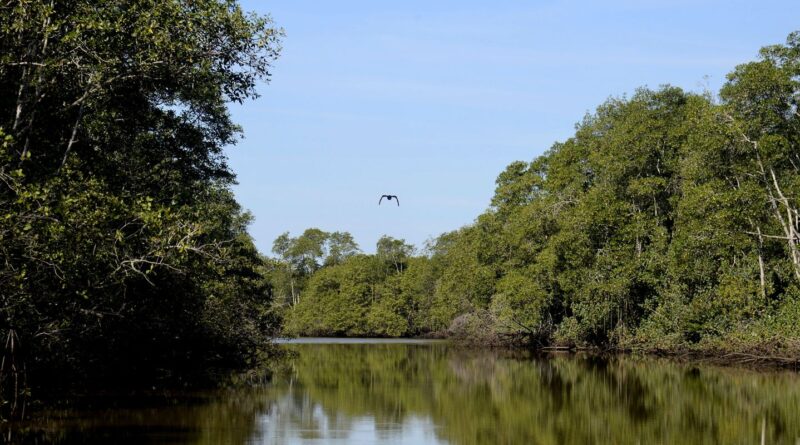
278,32,800,356
0,0,282,419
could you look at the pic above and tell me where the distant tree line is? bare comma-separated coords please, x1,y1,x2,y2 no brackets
0,0,282,419
279,32,800,355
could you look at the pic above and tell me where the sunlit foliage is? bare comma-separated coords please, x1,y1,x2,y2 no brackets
280,32,800,355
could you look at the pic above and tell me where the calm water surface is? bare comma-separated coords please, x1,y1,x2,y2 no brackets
13,339,800,444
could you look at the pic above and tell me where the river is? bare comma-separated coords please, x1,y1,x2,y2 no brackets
11,339,800,444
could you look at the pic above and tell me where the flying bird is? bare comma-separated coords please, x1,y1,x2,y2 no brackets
379,195,399,206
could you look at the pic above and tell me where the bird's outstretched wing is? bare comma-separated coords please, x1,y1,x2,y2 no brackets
393,196,399,206
378,195,385,205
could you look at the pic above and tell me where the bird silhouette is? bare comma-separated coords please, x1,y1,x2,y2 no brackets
379,195,399,206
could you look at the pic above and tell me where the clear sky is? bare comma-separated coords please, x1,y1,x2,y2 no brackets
228,0,800,254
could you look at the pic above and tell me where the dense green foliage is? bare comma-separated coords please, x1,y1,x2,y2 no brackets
3,0,800,425
0,0,282,418
282,33,800,354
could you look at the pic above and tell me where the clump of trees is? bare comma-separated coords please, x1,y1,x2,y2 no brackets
279,32,800,356
0,0,282,418
272,230,428,337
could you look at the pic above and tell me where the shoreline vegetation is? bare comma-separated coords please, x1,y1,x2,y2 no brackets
0,1,284,420
271,33,800,372
279,336,800,371
2,0,800,423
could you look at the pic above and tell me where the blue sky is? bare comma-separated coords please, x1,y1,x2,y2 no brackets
229,0,800,254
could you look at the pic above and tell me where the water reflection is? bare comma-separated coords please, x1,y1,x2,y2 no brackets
12,342,800,444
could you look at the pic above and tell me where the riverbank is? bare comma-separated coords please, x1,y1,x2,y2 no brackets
278,334,800,372
640,342,800,371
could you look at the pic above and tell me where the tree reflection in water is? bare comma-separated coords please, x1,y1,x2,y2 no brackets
12,342,800,444
257,344,800,445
